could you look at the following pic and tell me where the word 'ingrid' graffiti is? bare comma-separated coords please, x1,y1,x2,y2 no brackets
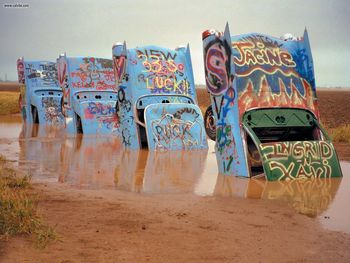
260,141,335,180
136,49,190,95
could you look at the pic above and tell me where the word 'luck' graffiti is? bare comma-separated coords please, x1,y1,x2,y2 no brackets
136,49,190,95
151,112,201,150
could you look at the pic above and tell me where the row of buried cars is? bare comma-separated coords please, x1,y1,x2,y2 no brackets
16,24,343,181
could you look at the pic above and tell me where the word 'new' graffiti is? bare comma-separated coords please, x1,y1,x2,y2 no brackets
136,49,190,95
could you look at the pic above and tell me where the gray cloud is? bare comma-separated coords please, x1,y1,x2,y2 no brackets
0,0,349,86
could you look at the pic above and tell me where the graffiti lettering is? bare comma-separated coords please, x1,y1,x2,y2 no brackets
151,112,202,150
173,107,199,119
233,41,296,68
25,62,58,86
135,48,190,96
261,141,335,180
71,58,115,90
261,141,333,160
84,102,116,118
136,49,177,61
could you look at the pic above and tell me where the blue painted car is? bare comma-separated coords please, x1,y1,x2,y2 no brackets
17,57,64,125
202,24,342,180
57,54,119,135
112,42,207,150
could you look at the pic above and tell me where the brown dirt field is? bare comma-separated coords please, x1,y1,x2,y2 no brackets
1,182,350,263
0,82,20,92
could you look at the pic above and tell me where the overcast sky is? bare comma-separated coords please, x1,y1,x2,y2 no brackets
0,0,349,87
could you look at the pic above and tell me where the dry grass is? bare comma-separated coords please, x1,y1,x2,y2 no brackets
0,155,56,248
0,91,20,115
330,125,350,143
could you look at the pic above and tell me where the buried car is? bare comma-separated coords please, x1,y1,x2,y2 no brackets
202,24,342,181
57,54,118,135
17,57,64,125
112,42,207,150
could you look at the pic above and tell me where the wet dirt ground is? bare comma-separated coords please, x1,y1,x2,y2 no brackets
1,115,350,262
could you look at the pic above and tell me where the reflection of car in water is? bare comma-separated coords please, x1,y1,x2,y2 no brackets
112,42,207,150
57,54,118,135
17,57,64,126
114,147,208,193
214,175,342,217
18,124,64,180
202,24,342,181
59,135,122,187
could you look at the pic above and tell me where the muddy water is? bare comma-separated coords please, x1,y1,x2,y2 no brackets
0,116,349,234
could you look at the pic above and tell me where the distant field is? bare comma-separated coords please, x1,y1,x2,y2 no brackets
0,91,20,115
0,82,20,92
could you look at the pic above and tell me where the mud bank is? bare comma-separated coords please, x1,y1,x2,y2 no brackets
1,181,350,263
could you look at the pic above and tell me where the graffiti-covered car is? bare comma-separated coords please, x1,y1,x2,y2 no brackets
17,57,64,125
202,24,342,181
57,54,118,135
112,42,207,150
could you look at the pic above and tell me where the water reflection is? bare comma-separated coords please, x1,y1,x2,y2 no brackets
59,135,122,188
214,175,341,217
2,120,348,233
114,147,209,193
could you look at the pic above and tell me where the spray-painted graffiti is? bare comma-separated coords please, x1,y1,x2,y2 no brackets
260,141,342,181
204,39,231,96
70,58,115,90
203,28,247,176
231,33,319,118
135,48,191,95
57,58,70,114
233,40,296,74
25,62,58,87
84,102,116,118
17,58,25,84
42,97,64,125
83,102,119,131
117,88,134,146
113,54,127,84
146,104,207,151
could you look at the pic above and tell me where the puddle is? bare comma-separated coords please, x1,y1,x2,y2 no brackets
0,118,349,234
